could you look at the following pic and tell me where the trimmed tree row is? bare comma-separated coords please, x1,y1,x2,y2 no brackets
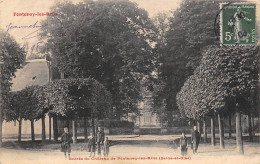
177,46,259,154
5,78,112,143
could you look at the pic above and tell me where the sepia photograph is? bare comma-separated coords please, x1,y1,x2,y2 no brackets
0,0,260,164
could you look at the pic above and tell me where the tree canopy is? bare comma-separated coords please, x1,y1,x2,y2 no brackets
177,46,259,119
153,0,220,124
0,29,26,108
40,0,156,118
5,78,112,121
5,86,45,122
43,78,112,120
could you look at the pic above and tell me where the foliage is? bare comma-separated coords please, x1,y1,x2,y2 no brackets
43,78,112,119
177,46,259,119
150,12,169,124
5,86,45,122
0,29,26,117
40,0,156,118
152,12,170,48
5,78,112,121
5,91,22,122
154,0,220,124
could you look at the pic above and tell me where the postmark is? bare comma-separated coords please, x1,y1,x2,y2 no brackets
220,3,256,45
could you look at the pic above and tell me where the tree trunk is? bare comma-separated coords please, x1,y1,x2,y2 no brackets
84,116,88,143
72,120,77,144
203,117,207,143
196,121,201,143
251,115,255,136
0,109,2,147
18,119,22,142
75,119,78,140
211,116,215,146
228,113,232,138
65,120,70,131
0,64,2,147
31,120,35,141
53,115,58,141
197,121,201,133
218,113,225,149
49,115,51,141
42,115,46,142
236,111,244,154
92,116,95,137
248,114,253,142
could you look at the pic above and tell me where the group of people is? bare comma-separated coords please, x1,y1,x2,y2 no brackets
88,126,110,157
60,125,201,158
179,125,201,156
60,126,110,158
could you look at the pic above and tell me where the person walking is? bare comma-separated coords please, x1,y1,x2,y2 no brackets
61,127,73,158
191,125,200,154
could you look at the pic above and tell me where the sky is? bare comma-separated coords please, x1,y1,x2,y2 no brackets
0,0,182,47
0,0,259,51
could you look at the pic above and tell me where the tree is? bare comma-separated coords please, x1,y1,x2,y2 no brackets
155,0,220,125
151,12,170,125
34,86,49,142
5,86,46,142
21,86,41,142
0,29,26,145
5,91,24,142
40,0,156,119
177,46,259,153
43,78,112,143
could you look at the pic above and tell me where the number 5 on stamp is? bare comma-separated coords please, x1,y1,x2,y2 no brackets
220,3,256,45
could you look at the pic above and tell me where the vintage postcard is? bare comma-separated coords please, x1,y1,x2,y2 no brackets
0,0,260,164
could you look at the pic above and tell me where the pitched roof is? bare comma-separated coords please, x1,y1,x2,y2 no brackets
11,59,49,91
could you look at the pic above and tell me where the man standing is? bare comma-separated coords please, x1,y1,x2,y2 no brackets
191,125,200,154
96,126,105,156
61,127,73,158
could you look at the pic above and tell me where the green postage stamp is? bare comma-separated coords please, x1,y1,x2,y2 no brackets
220,3,256,45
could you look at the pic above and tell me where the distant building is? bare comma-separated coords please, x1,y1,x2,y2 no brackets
124,84,162,132
135,96,161,128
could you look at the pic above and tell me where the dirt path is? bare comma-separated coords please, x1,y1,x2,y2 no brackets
0,135,260,164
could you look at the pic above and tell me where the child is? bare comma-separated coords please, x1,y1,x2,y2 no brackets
103,137,110,157
61,127,73,158
88,134,96,157
180,132,188,156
